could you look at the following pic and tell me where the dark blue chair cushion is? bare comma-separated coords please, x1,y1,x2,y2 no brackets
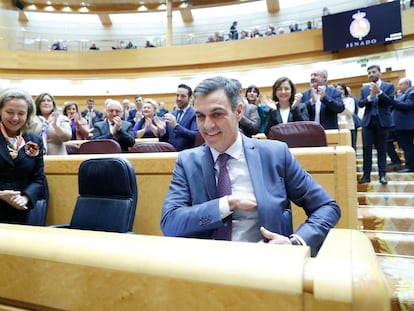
69,157,138,233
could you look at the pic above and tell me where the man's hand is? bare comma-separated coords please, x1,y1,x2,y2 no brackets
310,87,318,104
162,113,178,128
369,82,380,98
317,86,326,100
227,193,257,212
260,227,291,245
112,116,122,135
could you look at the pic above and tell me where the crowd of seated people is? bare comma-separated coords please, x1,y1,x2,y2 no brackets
206,20,315,43
22,70,347,156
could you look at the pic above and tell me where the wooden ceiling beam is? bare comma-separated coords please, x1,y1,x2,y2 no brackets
18,0,259,14
18,10,29,23
180,8,193,23
98,13,112,26
266,0,280,14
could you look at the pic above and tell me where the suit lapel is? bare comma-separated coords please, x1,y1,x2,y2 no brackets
0,133,15,166
242,136,266,207
200,144,216,200
275,104,284,124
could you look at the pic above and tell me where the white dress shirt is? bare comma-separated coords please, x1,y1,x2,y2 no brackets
210,134,262,242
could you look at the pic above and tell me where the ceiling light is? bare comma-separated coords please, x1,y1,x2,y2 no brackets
137,5,147,11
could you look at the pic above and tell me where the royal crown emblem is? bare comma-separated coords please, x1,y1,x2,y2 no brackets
349,11,370,40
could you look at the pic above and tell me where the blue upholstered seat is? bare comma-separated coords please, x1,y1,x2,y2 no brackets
53,157,138,233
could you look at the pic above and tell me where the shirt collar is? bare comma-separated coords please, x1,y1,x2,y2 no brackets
210,132,242,163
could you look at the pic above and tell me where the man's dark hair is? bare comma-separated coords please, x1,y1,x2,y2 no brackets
194,76,241,111
367,64,381,72
178,84,193,97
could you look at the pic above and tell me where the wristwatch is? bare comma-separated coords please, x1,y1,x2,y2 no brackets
174,124,180,130
289,235,301,245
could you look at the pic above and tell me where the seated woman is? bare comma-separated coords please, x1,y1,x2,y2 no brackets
240,85,261,137
264,77,309,136
31,92,72,155
0,87,47,224
133,98,164,138
63,101,90,140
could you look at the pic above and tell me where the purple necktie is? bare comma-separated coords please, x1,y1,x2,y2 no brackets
215,153,232,240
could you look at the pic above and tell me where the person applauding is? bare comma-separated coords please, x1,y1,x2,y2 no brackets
0,88,47,224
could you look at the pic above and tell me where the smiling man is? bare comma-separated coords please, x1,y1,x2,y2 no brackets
160,76,341,257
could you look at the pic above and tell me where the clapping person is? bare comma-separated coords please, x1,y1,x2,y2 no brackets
239,85,261,137
264,77,309,136
335,83,358,150
301,69,344,129
32,92,72,155
133,98,164,138
159,84,199,151
92,100,135,152
63,101,90,140
0,88,47,224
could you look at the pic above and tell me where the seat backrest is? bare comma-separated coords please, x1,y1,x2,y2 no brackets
129,142,176,153
65,144,80,155
25,177,49,226
267,121,328,148
79,139,122,154
70,158,138,233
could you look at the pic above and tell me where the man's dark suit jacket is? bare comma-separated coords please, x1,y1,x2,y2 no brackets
127,108,138,126
392,86,414,130
91,120,135,152
264,102,309,136
359,81,395,128
81,109,103,127
161,135,341,256
239,102,260,137
301,86,345,129
160,107,199,151
0,132,46,223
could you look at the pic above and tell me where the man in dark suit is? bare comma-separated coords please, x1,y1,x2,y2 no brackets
392,78,414,172
161,76,340,257
81,98,103,129
159,84,199,151
126,95,143,126
358,65,395,184
91,100,135,152
301,68,344,129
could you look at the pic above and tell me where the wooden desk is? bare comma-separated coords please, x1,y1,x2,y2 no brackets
0,226,390,311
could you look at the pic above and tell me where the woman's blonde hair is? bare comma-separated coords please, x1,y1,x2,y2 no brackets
0,87,36,133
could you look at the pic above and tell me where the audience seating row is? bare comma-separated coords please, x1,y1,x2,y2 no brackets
65,139,176,154
65,126,351,154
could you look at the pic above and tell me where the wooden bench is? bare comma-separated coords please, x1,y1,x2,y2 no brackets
0,225,390,311
43,146,358,235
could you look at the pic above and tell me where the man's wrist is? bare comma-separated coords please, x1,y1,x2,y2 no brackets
174,124,180,130
289,234,304,246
